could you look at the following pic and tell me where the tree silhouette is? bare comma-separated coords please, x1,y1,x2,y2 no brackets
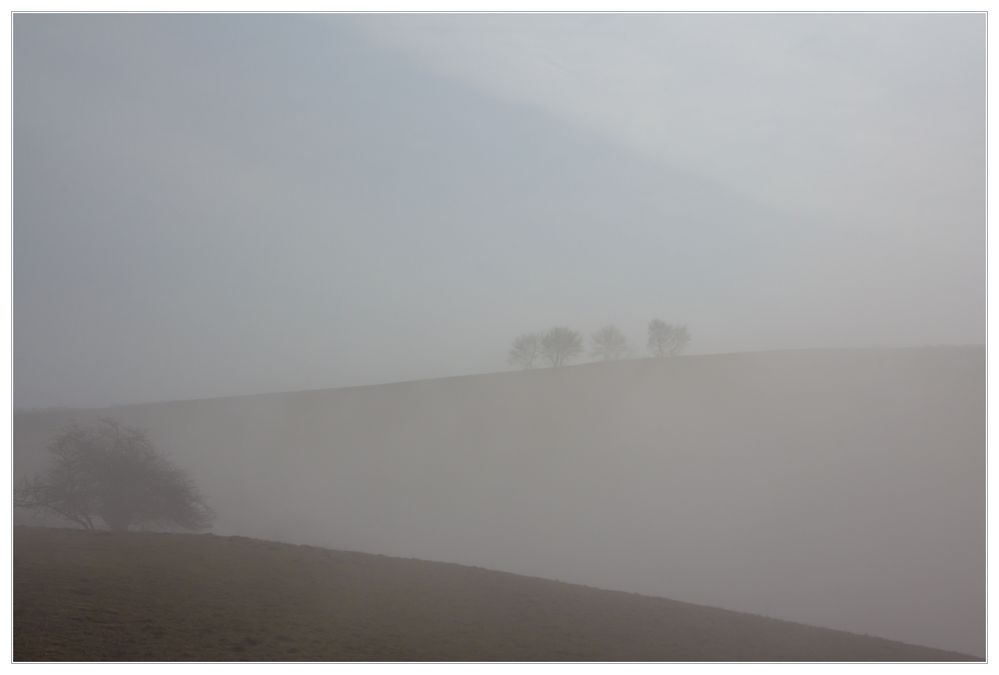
648,320,691,357
14,419,213,532
541,326,584,367
509,332,543,369
591,324,629,361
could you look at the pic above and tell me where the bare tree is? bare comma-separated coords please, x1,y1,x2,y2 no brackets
541,326,584,367
508,332,543,369
648,320,691,357
591,324,629,361
14,418,214,533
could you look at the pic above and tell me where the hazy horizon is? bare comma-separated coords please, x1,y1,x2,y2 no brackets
10,342,985,413
13,13,985,409
11,13,987,662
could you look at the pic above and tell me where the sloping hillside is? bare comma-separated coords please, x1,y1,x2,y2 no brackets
13,527,978,661
13,347,985,656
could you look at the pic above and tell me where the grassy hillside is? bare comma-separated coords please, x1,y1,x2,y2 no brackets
13,347,986,656
13,527,978,662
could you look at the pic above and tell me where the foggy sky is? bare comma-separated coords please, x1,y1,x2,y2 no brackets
13,13,985,409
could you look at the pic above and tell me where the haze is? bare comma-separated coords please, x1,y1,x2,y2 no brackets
12,12,985,662
14,13,984,410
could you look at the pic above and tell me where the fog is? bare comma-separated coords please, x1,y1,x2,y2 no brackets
14,13,983,410
12,13,985,660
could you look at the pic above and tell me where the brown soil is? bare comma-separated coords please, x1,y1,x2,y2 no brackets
13,526,977,662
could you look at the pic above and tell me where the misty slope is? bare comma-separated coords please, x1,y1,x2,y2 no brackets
13,347,985,656
13,527,977,661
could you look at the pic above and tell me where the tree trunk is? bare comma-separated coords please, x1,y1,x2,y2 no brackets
100,510,131,532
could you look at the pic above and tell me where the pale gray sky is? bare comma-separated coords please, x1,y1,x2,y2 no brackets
13,13,985,409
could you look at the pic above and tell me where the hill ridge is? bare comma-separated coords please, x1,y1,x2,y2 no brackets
15,344,984,414
14,345,985,657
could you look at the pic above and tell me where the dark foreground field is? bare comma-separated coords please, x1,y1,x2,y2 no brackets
15,347,985,655
13,527,977,662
